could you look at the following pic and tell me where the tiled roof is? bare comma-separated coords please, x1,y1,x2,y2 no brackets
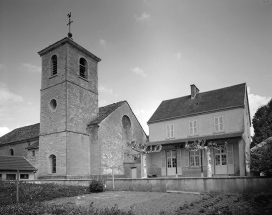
0,123,40,145
148,83,246,124
0,156,36,171
147,132,243,146
89,101,127,125
25,141,39,150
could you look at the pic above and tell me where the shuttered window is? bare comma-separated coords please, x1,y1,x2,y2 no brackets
184,150,189,167
189,120,198,135
79,58,87,79
51,55,57,75
166,124,174,138
214,116,224,132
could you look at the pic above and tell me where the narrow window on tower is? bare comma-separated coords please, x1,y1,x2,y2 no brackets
51,55,57,76
79,58,87,79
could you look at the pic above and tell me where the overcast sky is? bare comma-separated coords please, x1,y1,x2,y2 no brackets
0,0,271,136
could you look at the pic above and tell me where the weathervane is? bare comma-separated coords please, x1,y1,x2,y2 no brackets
67,12,73,39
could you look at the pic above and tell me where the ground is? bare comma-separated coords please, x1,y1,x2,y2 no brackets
44,191,213,214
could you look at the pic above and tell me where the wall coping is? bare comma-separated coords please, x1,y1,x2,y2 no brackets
20,176,272,182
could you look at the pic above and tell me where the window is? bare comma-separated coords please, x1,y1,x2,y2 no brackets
20,174,29,179
185,150,200,167
49,154,56,173
214,116,224,132
49,99,57,111
9,149,14,156
32,150,35,157
122,115,131,131
190,151,200,167
189,120,198,135
166,124,174,138
79,58,87,79
6,174,16,180
51,55,57,75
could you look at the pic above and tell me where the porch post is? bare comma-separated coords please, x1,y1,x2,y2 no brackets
206,147,212,177
200,149,203,177
175,147,178,177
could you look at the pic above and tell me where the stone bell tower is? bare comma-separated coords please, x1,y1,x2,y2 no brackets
37,37,101,178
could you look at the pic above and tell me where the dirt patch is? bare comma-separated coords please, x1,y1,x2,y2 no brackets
45,191,204,214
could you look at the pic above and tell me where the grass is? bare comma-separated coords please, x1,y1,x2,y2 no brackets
0,181,272,214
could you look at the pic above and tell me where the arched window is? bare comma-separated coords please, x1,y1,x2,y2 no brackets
51,55,57,76
49,154,56,173
9,149,14,156
79,58,87,79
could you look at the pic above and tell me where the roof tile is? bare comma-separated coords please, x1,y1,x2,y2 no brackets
148,83,246,124
0,156,36,171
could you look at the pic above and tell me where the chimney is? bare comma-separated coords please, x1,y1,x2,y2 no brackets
190,84,199,99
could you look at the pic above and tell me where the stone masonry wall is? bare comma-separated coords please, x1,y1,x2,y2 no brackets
40,82,67,135
67,81,98,134
0,140,35,157
97,102,147,177
67,44,98,94
38,133,67,177
41,44,68,90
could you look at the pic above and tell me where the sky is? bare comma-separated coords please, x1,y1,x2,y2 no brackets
0,0,272,137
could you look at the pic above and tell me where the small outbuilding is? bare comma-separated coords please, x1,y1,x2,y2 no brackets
0,156,37,180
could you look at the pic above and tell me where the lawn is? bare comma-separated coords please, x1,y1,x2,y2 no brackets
0,181,271,214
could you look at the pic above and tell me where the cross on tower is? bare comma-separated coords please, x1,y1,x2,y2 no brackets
67,12,73,39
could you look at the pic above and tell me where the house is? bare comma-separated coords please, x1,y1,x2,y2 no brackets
0,36,147,179
0,156,37,180
146,83,251,177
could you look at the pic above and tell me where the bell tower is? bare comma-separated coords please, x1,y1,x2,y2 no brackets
37,36,101,178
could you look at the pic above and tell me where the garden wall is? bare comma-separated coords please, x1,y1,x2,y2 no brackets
25,177,272,194
105,177,272,194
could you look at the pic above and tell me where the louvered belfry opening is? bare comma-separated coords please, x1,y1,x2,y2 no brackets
79,57,87,79
51,55,57,75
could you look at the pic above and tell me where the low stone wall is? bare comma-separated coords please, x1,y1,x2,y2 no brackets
105,177,272,194
23,177,272,194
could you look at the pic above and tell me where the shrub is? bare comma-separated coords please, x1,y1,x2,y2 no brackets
89,179,105,193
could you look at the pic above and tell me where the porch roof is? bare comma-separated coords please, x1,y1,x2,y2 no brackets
146,132,243,146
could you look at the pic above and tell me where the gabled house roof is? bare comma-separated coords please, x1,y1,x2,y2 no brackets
0,123,40,146
88,101,126,125
148,83,247,124
0,156,36,171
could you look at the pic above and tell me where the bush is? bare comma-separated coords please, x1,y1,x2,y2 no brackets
0,181,89,206
89,179,105,193
0,202,135,215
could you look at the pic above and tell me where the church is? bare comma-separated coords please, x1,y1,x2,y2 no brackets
0,35,147,180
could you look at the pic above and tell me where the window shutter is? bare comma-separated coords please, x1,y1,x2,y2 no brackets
166,125,170,138
214,117,218,132
184,149,189,167
171,124,174,137
177,149,181,167
194,120,198,134
189,121,193,135
161,150,166,167
219,116,224,131
227,144,233,165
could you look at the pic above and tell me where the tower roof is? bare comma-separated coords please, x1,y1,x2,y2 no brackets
38,37,101,62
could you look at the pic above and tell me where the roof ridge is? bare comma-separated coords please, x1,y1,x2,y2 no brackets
162,83,246,103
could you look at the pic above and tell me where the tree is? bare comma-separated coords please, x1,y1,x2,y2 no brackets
252,98,272,148
250,137,272,176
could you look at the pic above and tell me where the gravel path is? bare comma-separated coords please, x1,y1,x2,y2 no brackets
46,191,204,214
